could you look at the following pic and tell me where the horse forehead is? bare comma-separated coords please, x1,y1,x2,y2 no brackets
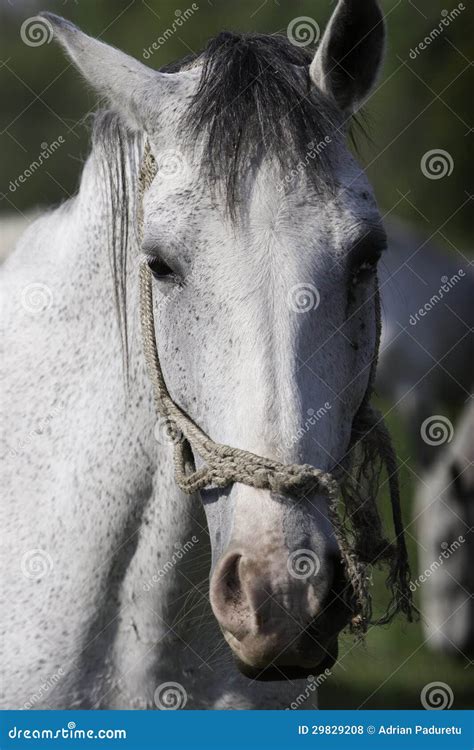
252,157,378,222
144,152,380,252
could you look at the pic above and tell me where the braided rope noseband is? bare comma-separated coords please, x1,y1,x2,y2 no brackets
137,140,414,631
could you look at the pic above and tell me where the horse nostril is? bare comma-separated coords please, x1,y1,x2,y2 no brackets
220,553,243,605
210,552,253,640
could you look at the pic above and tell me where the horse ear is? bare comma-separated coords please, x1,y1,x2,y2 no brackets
39,13,183,130
309,0,385,114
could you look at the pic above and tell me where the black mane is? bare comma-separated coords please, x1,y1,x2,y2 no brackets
162,32,342,212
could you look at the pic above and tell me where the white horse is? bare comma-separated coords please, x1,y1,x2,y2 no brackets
414,400,474,657
377,217,473,466
1,2,412,710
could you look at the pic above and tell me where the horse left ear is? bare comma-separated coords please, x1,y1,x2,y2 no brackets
39,13,197,132
309,0,385,114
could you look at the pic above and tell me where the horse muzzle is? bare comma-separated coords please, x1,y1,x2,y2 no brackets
209,546,351,679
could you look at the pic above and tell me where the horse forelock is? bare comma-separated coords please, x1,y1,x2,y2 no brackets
162,31,367,215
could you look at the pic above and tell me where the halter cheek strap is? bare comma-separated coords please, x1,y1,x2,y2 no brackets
139,261,339,501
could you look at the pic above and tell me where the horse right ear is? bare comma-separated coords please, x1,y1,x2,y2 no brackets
39,13,197,132
309,0,385,114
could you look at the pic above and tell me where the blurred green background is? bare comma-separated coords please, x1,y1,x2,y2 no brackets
0,0,472,709
0,0,472,249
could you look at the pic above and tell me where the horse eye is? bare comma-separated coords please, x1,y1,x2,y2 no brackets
349,234,385,286
147,255,177,282
351,258,379,285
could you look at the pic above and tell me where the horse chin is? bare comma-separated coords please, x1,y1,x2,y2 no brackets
230,638,339,682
